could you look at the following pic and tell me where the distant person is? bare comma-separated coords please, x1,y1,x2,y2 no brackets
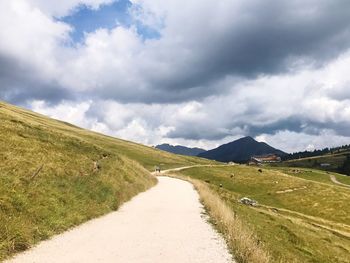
155,166,161,173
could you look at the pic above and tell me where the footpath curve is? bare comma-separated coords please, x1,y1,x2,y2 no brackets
330,174,350,188
6,166,232,263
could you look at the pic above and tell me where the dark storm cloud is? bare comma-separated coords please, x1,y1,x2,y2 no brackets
167,126,233,141
166,114,350,142
0,55,72,104
2,0,350,150
89,0,350,104
305,121,350,137
98,82,226,104
166,118,304,141
2,1,350,104
326,81,350,101
100,0,350,103
206,1,350,76
245,118,305,137
246,119,350,139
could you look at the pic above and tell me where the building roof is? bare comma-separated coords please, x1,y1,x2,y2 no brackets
251,154,281,162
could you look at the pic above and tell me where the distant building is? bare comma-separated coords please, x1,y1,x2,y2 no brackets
249,154,281,165
320,163,331,167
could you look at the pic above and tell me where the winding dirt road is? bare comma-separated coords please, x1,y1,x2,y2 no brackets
330,174,350,188
6,176,232,263
154,164,229,175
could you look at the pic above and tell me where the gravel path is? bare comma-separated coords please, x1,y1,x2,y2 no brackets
330,174,350,188
6,176,232,263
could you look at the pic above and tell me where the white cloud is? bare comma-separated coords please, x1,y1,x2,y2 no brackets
2,0,350,152
28,0,115,17
0,1,70,78
258,130,350,153
27,44,350,151
60,26,143,93
31,100,93,128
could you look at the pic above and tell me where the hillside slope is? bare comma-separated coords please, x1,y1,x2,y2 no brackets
282,151,350,176
174,165,350,262
0,101,212,260
155,143,206,156
199,136,286,162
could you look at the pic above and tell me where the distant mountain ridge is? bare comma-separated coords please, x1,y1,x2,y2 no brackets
156,144,206,156
198,136,287,162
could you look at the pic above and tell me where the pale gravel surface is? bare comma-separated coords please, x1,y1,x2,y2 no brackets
330,174,350,188
6,176,233,263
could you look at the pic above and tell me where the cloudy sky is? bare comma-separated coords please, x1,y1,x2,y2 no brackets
1,0,350,152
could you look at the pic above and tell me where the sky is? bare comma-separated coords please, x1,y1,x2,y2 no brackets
1,0,350,153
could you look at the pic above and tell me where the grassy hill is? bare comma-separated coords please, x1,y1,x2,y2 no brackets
281,151,350,175
155,143,206,156
173,165,350,263
0,101,212,260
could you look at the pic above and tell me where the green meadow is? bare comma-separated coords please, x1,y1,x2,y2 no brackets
174,165,350,263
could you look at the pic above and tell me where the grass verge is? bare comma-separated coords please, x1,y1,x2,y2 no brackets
0,155,157,261
167,174,270,263
172,165,350,262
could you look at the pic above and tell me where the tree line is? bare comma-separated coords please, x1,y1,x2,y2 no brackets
283,144,350,161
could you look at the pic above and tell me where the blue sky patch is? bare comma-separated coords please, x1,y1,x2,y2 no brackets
60,0,160,43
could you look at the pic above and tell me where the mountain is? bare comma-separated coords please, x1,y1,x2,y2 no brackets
198,136,287,162
156,143,206,156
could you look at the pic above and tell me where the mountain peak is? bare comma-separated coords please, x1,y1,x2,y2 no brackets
198,136,286,162
156,144,206,157
240,136,256,141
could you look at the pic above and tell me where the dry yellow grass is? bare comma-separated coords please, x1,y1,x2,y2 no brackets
173,165,350,262
168,174,270,263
